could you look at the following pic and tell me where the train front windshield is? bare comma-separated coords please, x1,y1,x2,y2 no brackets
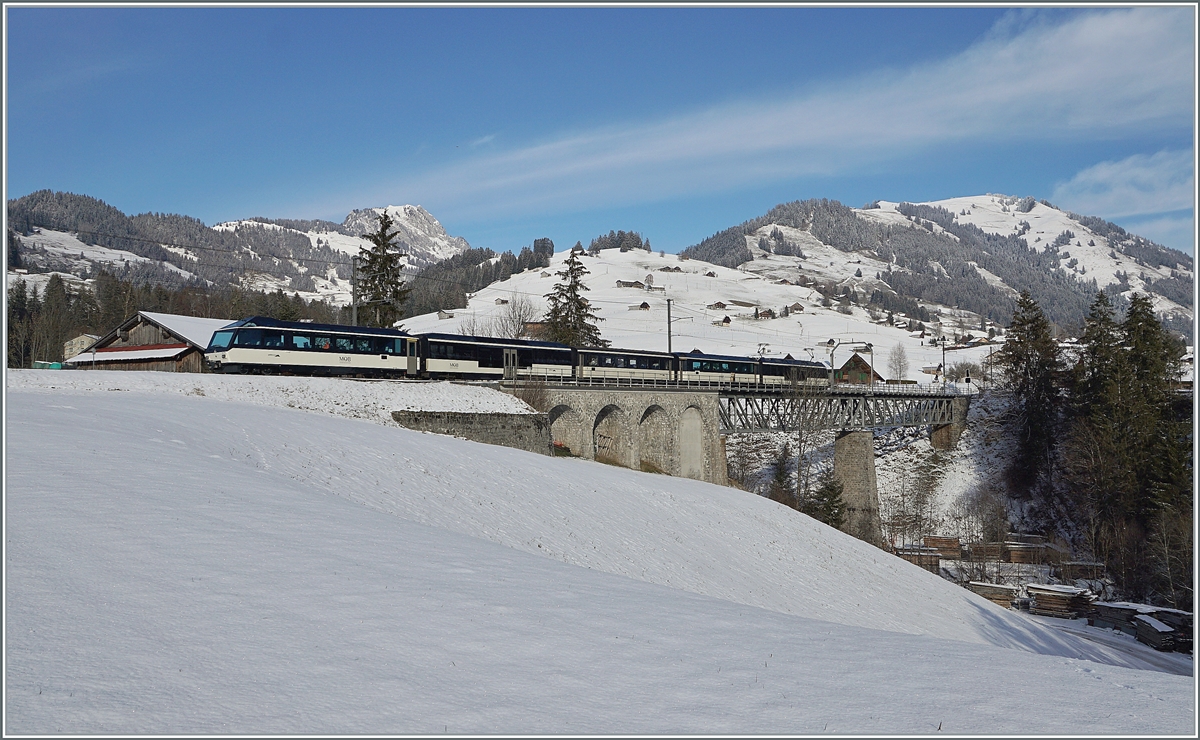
208,330,236,351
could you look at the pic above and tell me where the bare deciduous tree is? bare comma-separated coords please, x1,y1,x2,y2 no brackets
887,342,909,381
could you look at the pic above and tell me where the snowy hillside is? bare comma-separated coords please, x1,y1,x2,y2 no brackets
403,246,994,382
681,194,1193,334
859,195,1193,322
6,371,1192,733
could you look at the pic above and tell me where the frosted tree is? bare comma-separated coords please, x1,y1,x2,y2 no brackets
887,342,909,381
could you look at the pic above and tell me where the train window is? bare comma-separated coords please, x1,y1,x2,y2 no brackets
355,338,372,353
313,336,332,351
335,337,354,352
233,329,263,347
604,356,614,367
617,358,626,368
209,330,234,351
292,334,313,350
587,355,598,366
262,331,285,348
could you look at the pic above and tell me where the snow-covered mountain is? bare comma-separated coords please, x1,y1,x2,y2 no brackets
681,194,1193,335
6,191,471,303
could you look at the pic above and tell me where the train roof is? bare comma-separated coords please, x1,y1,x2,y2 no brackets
577,346,676,359
676,349,825,368
225,316,410,337
419,333,573,350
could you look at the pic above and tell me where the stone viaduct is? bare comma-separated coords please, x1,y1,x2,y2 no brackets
540,387,728,486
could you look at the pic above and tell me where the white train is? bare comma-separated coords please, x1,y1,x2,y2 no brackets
205,317,830,386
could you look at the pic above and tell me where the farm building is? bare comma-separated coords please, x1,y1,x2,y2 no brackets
836,353,885,385
63,311,234,373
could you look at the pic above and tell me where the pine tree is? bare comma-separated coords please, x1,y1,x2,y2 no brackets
801,468,846,529
356,211,410,328
543,244,608,347
994,291,1061,494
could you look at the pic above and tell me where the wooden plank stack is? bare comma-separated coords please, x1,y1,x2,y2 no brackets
895,546,941,573
923,536,963,560
968,542,1007,562
967,581,1018,608
1146,608,1192,654
1091,601,1153,635
1026,583,1094,619
1090,601,1192,653
1134,614,1176,651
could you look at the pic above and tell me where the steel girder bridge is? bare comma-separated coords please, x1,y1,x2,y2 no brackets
717,386,969,433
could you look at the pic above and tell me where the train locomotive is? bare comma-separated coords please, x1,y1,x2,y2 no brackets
204,316,829,387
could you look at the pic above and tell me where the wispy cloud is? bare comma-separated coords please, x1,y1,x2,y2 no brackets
24,58,136,95
470,134,496,148
358,7,1193,220
1051,150,1194,219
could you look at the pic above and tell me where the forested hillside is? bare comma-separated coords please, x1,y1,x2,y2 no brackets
8,190,353,290
682,197,1193,334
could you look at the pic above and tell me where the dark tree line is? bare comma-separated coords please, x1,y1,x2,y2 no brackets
402,239,553,317
7,271,344,368
994,291,1191,608
587,230,650,254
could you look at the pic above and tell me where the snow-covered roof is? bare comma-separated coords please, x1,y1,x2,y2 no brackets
64,344,191,364
139,312,236,349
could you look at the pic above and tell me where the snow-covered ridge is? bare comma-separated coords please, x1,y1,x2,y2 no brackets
858,195,1193,320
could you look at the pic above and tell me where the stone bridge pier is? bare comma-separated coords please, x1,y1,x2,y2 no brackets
535,387,727,486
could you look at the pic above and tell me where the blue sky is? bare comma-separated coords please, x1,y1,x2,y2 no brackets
5,5,1195,256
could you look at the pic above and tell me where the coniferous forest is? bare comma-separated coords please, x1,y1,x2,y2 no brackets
995,291,1192,609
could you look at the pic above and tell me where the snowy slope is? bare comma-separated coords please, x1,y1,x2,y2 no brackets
857,195,1193,321
402,247,993,383
5,379,1192,733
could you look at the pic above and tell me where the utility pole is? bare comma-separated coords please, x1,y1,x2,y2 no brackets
667,298,672,354
350,256,359,327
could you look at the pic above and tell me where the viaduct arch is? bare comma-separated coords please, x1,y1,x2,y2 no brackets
537,388,726,485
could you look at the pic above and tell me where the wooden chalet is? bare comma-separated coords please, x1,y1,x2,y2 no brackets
62,311,234,373
836,353,885,385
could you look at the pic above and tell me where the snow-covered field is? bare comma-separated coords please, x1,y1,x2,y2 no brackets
5,370,1193,734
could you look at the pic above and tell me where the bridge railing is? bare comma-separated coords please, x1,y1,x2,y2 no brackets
504,372,972,397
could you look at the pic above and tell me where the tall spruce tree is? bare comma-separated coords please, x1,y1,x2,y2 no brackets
356,211,410,328
995,291,1061,495
801,468,847,529
543,244,608,347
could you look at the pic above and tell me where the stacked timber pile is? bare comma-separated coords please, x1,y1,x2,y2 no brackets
1134,614,1176,651
1091,602,1154,635
1152,609,1193,654
968,542,1007,562
923,536,963,560
1093,602,1193,653
1007,544,1042,564
895,545,941,573
1026,583,1094,619
967,581,1018,608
